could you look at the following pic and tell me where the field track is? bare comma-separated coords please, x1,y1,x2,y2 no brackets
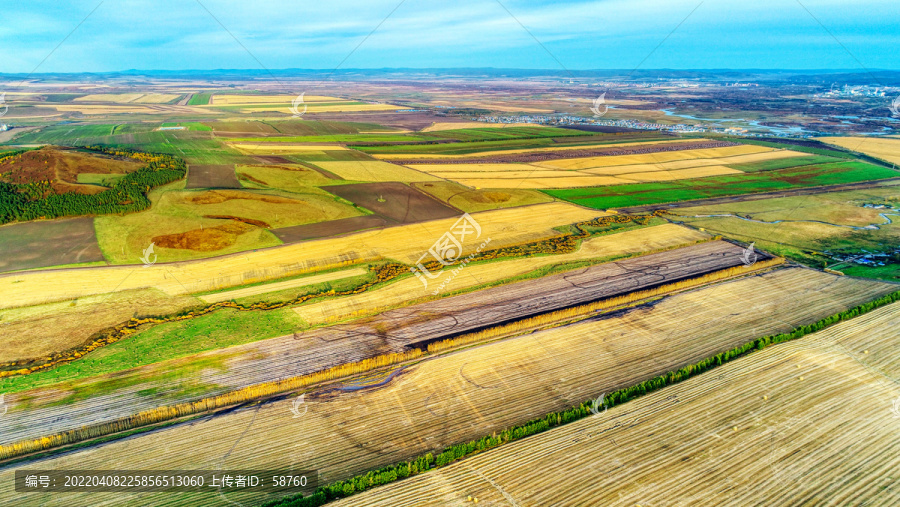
0,268,892,506
1,241,764,446
335,300,900,507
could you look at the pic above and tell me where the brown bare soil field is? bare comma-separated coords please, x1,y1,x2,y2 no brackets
151,221,257,251
337,301,900,507
184,164,241,189
0,147,142,194
0,217,105,273
1,203,601,308
1,268,892,506
323,182,461,224
273,215,392,243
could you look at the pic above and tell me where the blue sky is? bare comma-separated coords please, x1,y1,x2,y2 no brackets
1,0,898,73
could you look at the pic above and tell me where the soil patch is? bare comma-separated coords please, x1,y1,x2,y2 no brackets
0,217,104,273
272,215,391,243
151,222,256,251
202,215,271,228
323,182,461,224
185,164,241,189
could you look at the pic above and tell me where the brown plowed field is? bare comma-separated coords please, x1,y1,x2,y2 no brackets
273,215,392,243
184,164,241,189
323,182,461,224
0,217,104,273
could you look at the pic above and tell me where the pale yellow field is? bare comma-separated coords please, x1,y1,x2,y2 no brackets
1,203,602,309
198,267,368,303
314,161,441,182
373,138,697,161
538,144,778,170
130,94,181,103
336,300,900,507
51,104,157,114
294,224,710,324
406,146,803,188
73,93,146,102
420,122,545,132
227,142,349,154
581,149,810,175
818,136,900,165
210,94,342,105
237,104,410,114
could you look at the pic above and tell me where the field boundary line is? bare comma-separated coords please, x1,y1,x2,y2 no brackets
0,256,781,462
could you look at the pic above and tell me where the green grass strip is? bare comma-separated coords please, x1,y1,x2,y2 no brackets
263,289,900,507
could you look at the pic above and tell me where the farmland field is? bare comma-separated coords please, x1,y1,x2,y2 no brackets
0,217,105,273
546,161,900,209
0,268,891,506
818,136,900,165
336,299,900,506
1,202,601,308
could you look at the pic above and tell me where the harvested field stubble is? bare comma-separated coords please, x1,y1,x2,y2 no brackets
0,239,766,454
1,269,894,505
332,299,900,507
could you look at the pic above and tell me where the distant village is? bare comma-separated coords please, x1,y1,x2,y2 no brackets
474,114,766,137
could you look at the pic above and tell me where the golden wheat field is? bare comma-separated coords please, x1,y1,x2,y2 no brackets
209,94,343,105
0,268,890,506
73,93,181,103
198,267,368,303
314,161,442,182
336,301,900,507
405,146,808,188
226,142,350,154
294,223,709,324
0,203,601,308
818,136,900,165
236,104,408,114
373,138,695,161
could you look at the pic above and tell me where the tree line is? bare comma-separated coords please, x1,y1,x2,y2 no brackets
0,146,186,224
